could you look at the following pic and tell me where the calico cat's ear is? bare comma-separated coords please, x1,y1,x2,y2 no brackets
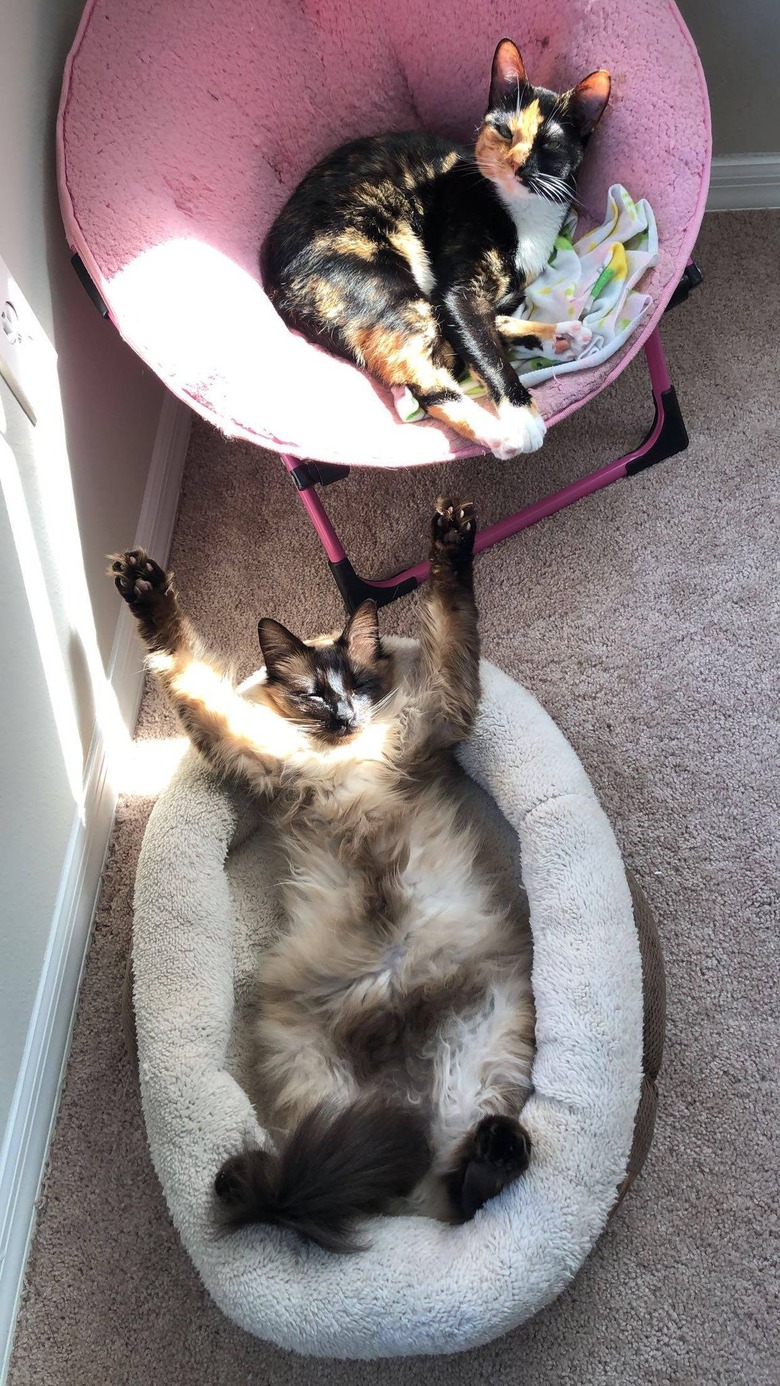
258,618,308,678
568,70,611,138
340,600,380,666
489,38,528,108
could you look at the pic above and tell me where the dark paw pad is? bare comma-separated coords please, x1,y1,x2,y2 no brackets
109,549,169,606
472,1115,531,1174
214,1154,249,1205
447,1115,531,1221
431,498,477,572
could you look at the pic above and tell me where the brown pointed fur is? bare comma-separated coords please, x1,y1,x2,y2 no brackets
110,499,534,1249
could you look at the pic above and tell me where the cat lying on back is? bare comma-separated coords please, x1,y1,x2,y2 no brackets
112,498,535,1251
263,39,610,459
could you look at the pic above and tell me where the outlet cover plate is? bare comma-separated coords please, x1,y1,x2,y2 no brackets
0,253,45,426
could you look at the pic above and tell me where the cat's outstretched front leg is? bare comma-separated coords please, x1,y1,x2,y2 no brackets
435,289,546,458
416,498,481,745
110,550,280,793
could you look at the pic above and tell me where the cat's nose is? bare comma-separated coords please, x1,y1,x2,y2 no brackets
333,699,356,733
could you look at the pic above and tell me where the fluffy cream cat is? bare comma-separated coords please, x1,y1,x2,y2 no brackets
112,498,534,1251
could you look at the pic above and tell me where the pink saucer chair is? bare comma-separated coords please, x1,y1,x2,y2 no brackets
58,0,710,609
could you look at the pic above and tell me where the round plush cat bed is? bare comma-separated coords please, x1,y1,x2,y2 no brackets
130,657,664,1358
58,0,709,468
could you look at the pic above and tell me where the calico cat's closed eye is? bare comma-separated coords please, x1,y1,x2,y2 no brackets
493,120,512,141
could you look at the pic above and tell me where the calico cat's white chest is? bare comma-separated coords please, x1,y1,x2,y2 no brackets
499,190,567,285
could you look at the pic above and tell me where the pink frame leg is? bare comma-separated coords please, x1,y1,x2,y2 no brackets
282,326,687,611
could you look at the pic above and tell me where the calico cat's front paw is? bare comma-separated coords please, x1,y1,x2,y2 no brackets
491,401,546,459
431,497,477,569
109,549,171,609
553,321,593,357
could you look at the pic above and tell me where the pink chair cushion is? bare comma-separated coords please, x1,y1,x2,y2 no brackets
58,0,710,467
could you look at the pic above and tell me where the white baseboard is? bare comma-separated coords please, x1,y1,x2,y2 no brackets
0,391,191,1383
707,154,780,212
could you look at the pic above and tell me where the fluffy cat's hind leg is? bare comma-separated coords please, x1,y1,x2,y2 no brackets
214,1096,430,1253
444,1114,531,1221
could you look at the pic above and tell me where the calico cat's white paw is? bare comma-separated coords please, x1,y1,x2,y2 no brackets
489,402,547,458
554,321,593,357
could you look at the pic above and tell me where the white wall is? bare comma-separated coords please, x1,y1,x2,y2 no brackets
0,0,188,1365
0,0,165,1132
677,0,780,155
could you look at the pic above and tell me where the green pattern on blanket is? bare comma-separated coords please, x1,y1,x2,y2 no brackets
395,183,659,423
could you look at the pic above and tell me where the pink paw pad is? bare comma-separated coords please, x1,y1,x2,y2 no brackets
554,322,593,356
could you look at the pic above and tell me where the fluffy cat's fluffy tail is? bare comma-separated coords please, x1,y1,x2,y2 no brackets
214,1096,429,1253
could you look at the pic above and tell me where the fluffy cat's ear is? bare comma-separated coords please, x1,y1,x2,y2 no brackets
341,600,380,665
489,38,528,108
568,70,611,137
258,618,307,678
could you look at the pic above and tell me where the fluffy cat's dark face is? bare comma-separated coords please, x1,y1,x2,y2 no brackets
258,601,392,743
476,38,611,206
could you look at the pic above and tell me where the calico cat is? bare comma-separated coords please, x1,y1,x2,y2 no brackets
263,39,610,459
112,498,535,1251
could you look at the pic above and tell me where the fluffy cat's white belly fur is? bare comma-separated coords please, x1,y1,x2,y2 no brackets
260,778,535,1185
282,794,503,957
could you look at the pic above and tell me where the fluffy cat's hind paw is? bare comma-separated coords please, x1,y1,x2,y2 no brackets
431,497,477,568
472,1114,531,1173
446,1114,531,1222
109,549,170,607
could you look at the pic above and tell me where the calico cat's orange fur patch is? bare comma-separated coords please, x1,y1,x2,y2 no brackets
425,399,480,442
389,225,435,294
511,99,543,166
352,304,442,384
319,230,378,261
475,98,544,184
310,276,347,322
474,125,507,183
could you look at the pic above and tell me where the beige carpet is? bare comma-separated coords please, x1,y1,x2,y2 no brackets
8,211,779,1384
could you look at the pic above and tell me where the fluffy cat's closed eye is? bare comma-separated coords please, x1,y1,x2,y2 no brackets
262,38,610,460
112,498,536,1251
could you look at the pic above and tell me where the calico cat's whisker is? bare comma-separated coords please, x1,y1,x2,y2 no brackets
529,171,574,205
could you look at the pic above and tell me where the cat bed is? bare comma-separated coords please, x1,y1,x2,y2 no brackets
57,0,710,469
130,656,664,1358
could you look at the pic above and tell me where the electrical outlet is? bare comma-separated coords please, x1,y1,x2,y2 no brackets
0,252,43,425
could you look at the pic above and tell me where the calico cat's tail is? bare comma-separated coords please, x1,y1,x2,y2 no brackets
214,1096,429,1253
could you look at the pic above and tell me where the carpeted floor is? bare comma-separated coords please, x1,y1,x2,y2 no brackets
8,211,779,1385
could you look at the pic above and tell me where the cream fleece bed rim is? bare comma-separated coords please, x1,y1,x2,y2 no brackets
131,658,655,1358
